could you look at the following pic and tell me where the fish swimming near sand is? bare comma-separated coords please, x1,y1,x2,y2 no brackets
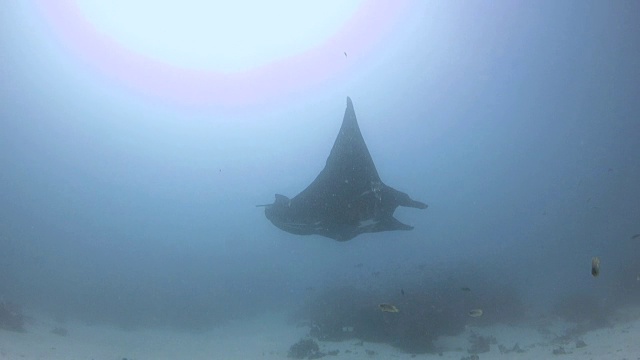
379,304,399,313
591,257,600,277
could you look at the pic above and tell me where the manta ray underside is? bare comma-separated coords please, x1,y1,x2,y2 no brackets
263,97,427,241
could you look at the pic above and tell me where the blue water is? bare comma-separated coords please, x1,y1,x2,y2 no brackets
1,1,639,353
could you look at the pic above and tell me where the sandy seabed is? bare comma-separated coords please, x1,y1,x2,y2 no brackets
1,307,639,360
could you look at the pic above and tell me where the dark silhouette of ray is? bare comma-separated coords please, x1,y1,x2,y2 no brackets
263,97,427,241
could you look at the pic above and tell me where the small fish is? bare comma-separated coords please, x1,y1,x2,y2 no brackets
379,304,399,313
469,309,483,317
401,289,405,296
591,257,600,277
344,51,348,58
631,234,640,240
461,287,471,292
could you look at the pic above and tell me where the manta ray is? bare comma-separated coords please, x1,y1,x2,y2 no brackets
263,97,427,241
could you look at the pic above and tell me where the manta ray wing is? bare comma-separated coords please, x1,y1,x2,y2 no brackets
264,97,427,241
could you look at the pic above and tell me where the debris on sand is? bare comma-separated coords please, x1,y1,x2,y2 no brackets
365,349,377,356
288,338,325,359
575,339,587,348
499,343,526,354
552,346,572,355
468,333,496,354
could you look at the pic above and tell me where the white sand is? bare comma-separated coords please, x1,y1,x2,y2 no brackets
1,307,639,360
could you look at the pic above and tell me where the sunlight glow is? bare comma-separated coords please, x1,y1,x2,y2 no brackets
37,0,408,105
74,0,362,72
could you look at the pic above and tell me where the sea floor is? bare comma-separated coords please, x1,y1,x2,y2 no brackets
1,307,639,360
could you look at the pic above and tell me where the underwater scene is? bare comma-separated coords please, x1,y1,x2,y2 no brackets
1,1,639,359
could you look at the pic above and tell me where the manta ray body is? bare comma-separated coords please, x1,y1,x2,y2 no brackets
263,97,427,241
